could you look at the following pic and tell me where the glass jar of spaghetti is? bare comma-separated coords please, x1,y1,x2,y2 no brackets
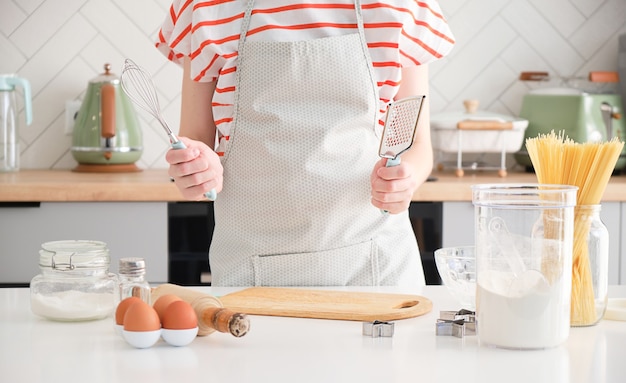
30,240,118,321
570,205,609,327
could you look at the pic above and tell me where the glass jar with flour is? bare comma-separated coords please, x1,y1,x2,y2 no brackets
30,240,118,321
472,184,577,349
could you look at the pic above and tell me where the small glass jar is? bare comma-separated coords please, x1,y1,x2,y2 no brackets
30,240,118,321
570,205,609,327
118,257,151,305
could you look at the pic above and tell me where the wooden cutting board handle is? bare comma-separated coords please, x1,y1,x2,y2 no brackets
220,287,433,321
151,283,249,337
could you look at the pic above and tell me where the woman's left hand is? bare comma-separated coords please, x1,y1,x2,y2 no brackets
370,157,419,214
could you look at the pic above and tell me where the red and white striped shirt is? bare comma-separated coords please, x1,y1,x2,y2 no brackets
156,1,455,153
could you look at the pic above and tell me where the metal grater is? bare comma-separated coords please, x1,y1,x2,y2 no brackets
378,95,426,163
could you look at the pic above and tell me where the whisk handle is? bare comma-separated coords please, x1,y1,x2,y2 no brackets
380,156,402,214
171,140,186,150
170,140,217,201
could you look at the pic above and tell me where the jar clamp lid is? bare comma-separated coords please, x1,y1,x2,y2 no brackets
39,240,110,271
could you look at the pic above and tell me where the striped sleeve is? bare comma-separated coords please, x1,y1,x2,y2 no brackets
156,1,454,79
399,0,455,66
156,0,192,65
155,0,454,150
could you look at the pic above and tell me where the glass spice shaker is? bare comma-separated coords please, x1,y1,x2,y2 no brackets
118,257,151,305
30,240,118,321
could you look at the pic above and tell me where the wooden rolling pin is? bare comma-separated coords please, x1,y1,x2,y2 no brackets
151,283,249,337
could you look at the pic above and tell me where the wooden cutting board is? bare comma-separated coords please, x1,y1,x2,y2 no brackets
219,287,432,321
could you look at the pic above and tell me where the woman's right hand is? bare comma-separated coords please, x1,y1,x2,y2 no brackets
166,136,223,201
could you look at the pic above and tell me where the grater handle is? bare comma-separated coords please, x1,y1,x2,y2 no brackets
380,157,402,214
385,157,401,167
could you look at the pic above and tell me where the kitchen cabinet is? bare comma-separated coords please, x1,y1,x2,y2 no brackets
168,201,445,286
442,201,623,285
442,201,474,248
0,202,167,285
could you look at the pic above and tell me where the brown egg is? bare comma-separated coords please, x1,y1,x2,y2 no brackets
161,300,198,330
123,300,161,332
115,297,143,325
153,294,182,321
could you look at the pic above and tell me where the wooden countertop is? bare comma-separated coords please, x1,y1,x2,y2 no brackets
1,169,626,202
0,169,184,202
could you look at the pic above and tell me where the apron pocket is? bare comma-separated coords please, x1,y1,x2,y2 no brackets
252,241,379,286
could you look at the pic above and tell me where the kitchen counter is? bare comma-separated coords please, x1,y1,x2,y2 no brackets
1,285,625,383
0,169,184,202
2,169,626,202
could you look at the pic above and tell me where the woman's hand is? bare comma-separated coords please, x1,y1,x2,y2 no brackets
166,137,223,201
371,64,434,213
370,157,419,214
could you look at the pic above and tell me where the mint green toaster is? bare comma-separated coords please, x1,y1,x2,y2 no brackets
514,89,626,172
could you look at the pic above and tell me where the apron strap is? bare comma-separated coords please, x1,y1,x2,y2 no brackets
235,0,377,129
238,0,256,51
239,0,366,45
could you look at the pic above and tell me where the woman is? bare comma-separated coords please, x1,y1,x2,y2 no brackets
157,1,454,286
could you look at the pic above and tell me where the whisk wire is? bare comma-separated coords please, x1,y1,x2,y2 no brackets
120,59,177,141
120,58,218,201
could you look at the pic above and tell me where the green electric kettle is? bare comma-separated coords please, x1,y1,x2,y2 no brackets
72,63,142,172
514,88,626,172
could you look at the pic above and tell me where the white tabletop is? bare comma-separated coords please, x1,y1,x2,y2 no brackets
1,285,625,383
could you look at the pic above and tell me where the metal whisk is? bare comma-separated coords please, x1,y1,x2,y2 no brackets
121,59,185,149
120,58,216,201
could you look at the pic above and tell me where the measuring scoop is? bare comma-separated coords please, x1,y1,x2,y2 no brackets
488,217,550,302
378,95,425,213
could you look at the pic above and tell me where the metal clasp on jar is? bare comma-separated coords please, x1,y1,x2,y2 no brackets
51,252,76,271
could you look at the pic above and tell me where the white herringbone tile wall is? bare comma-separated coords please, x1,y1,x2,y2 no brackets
1,0,625,170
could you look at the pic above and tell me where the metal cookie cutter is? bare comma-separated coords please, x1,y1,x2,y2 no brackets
363,320,395,337
435,309,476,338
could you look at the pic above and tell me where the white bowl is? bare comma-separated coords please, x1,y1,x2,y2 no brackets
435,246,476,310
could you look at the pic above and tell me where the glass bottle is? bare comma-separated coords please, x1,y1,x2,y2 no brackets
570,205,609,327
30,240,118,321
118,257,151,305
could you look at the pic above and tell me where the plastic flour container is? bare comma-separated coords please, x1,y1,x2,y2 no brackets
472,184,577,349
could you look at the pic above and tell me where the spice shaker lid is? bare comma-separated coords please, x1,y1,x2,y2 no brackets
119,257,146,276
39,240,109,270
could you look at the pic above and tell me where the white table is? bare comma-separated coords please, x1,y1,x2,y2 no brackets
1,285,625,383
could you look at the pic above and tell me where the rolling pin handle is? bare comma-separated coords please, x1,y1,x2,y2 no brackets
202,307,250,337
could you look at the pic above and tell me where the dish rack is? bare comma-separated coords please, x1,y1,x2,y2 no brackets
431,102,529,177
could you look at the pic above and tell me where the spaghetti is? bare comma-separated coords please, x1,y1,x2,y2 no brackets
526,131,623,326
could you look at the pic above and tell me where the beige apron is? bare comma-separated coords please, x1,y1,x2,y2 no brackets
209,0,424,287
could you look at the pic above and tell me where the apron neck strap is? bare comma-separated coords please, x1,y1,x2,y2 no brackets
238,0,365,49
